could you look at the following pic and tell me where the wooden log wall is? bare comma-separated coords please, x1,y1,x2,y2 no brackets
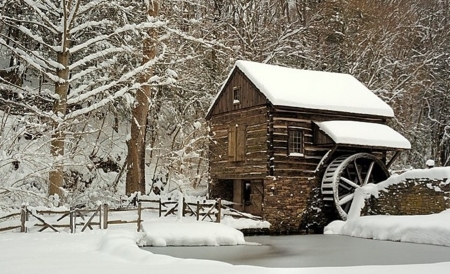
209,69,267,116
270,107,388,178
209,105,269,179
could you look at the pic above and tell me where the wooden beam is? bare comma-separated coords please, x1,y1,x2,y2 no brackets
386,151,401,169
314,145,338,173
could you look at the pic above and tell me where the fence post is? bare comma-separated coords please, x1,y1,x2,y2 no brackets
182,197,186,217
137,202,142,232
158,198,162,217
216,198,221,223
196,201,200,221
103,204,109,229
20,205,27,233
98,205,102,229
70,208,76,233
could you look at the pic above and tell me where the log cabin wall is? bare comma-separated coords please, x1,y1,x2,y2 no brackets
269,107,388,179
207,65,395,233
208,68,270,181
209,105,269,180
209,69,267,116
261,108,389,233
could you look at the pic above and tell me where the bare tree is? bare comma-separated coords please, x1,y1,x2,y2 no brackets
126,0,160,195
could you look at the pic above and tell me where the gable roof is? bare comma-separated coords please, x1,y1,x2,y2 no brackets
315,121,411,150
209,60,394,118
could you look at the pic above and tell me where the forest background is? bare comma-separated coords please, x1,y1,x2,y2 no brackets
1,0,449,209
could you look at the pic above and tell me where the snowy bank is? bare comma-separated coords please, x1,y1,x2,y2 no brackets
325,167,450,246
141,219,245,246
325,210,450,246
377,167,450,191
2,229,450,274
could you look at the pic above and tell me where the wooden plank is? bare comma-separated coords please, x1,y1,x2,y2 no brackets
0,225,21,232
228,125,236,160
0,212,21,220
236,124,246,161
27,210,59,232
107,220,138,225
34,224,70,228
81,206,100,232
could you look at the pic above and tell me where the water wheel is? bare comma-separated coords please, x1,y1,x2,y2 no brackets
321,153,389,220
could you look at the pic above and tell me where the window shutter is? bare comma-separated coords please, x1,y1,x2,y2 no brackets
236,124,246,161
228,126,237,160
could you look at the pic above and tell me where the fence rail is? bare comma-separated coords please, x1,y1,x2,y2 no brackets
0,198,260,233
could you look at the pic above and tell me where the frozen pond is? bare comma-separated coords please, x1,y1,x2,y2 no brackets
143,235,450,268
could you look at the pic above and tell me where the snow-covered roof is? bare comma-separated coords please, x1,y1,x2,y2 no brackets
315,121,411,150
234,60,394,117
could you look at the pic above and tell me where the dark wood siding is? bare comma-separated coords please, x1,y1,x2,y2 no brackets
270,107,388,178
207,67,392,180
210,69,267,116
209,105,269,179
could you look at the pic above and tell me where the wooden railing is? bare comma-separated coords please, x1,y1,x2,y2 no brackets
0,211,22,232
0,198,261,233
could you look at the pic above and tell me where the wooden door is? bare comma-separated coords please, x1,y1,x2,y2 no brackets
244,180,263,216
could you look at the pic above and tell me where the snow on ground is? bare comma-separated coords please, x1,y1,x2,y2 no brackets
325,210,450,246
2,167,450,274
1,221,450,274
141,219,245,246
325,167,450,247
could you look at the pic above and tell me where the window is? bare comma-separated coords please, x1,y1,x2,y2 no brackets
233,86,240,105
243,181,251,206
288,128,304,156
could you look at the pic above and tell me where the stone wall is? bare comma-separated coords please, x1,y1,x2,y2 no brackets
367,178,450,215
263,176,325,234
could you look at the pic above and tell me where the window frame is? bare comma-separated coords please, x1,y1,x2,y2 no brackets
288,127,304,157
233,86,240,105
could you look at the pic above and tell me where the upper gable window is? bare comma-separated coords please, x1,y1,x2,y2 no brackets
288,127,304,157
233,86,240,105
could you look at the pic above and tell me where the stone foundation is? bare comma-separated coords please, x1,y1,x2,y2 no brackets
367,178,450,215
263,176,324,234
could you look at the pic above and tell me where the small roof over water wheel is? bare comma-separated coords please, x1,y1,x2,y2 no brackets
321,153,389,220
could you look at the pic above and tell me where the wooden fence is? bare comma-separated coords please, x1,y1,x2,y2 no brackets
0,198,261,233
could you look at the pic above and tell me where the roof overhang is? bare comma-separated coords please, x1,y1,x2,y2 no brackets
206,60,396,120
315,121,411,151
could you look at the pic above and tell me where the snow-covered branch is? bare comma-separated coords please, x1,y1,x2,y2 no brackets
68,46,127,71
23,0,59,31
66,44,167,111
70,21,166,54
0,15,59,35
0,37,62,82
69,19,114,35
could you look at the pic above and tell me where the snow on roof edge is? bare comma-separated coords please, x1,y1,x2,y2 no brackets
235,60,395,118
206,63,240,118
316,120,411,150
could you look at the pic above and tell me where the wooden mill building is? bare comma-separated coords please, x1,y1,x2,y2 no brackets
206,60,410,233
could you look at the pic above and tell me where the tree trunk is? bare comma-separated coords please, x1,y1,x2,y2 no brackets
49,34,70,198
126,1,159,195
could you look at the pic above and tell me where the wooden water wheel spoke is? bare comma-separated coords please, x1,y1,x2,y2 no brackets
363,161,375,185
321,153,389,220
354,159,363,185
340,177,360,189
345,168,352,181
338,193,354,206
343,201,352,212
